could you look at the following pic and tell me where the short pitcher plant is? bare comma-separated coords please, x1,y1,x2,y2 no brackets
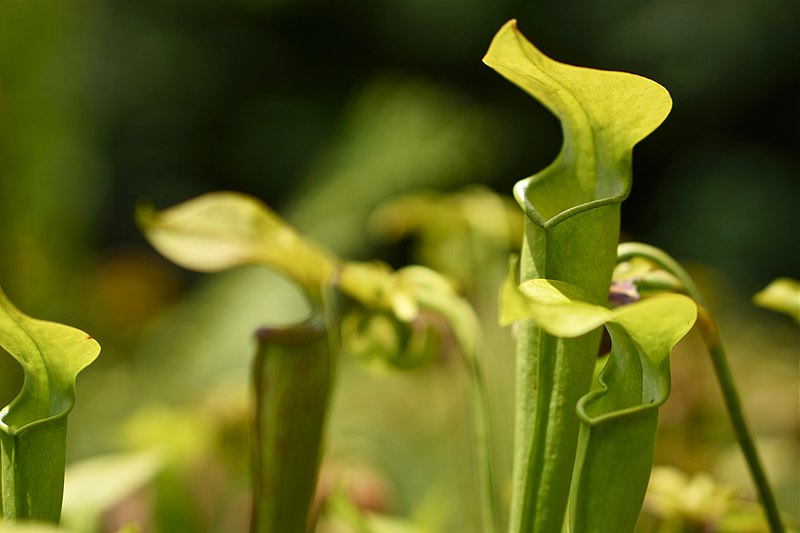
138,191,499,533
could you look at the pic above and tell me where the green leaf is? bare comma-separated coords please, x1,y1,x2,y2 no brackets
483,19,671,227
0,286,101,523
753,277,800,323
61,450,162,532
338,262,480,371
500,264,610,337
501,266,696,345
137,192,338,304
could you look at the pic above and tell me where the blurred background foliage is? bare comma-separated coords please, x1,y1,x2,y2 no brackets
0,1,797,532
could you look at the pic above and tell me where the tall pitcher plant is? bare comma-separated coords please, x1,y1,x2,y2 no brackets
487,20,784,533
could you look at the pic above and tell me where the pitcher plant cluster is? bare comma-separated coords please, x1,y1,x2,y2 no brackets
1,19,795,533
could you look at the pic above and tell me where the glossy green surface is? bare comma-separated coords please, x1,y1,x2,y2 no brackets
0,287,100,523
485,19,673,533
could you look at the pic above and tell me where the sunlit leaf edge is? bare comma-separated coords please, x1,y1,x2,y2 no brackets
484,19,672,229
753,277,800,323
499,258,697,423
0,286,101,436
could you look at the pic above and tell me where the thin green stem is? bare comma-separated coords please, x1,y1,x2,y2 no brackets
617,242,785,533
420,296,500,533
466,351,501,533
695,309,785,533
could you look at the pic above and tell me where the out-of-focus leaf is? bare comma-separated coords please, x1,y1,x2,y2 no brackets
0,524,64,533
285,77,499,255
753,278,800,323
643,465,775,533
370,187,521,245
137,191,337,303
61,449,162,532
338,260,497,528
369,186,522,288
341,309,441,372
339,263,457,324
339,261,478,367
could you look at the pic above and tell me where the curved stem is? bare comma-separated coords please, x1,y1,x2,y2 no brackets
421,296,500,533
465,351,501,533
617,242,785,533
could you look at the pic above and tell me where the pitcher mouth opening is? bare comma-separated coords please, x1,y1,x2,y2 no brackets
513,173,630,230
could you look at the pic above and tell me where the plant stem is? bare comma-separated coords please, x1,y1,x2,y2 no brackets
419,296,500,533
464,349,501,533
695,309,785,533
617,242,785,533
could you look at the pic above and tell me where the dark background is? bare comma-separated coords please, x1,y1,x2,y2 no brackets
1,0,797,303
0,2,798,531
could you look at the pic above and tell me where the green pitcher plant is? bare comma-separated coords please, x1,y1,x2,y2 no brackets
250,316,333,533
134,18,790,533
0,287,101,525
484,18,672,533
500,257,697,531
138,192,340,532
138,192,500,532
487,19,785,533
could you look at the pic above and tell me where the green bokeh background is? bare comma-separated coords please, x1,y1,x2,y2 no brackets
0,2,797,532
